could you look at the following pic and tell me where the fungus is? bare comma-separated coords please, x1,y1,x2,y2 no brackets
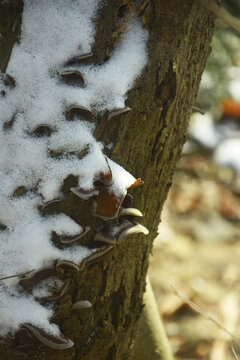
60,70,84,85
121,193,133,208
78,246,114,271
71,158,113,201
41,197,66,211
56,260,80,272
118,208,143,218
60,226,90,244
58,278,72,298
45,278,72,301
23,324,74,350
71,186,98,200
128,178,144,190
95,158,113,186
66,105,93,121
3,74,16,88
3,113,16,129
19,267,56,288
0,223,7,231
72,300,92,310
67,52,93,64
107,106,131,120
7,327,36,355
94,219,149,244
12,186,26,198
31,124,52,137
92,177,144,220
0,336,15,346
92,188,126,220
84,245,114,265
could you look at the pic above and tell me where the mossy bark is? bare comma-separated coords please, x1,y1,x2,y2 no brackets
0,0,217,359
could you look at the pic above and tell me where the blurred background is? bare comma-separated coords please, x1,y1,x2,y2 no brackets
149,1,240,359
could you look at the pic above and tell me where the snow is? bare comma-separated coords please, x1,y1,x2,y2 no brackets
189,112,220,149
0,289,60,336
188,112,240,174
32,277,64,299
0,0,148,337
227,67,240,102
214,138,240,173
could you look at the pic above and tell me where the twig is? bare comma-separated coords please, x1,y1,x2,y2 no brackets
0,269,35,281
231,345,239,360
198,0,240,33
192,106,206,115
170,285,240,348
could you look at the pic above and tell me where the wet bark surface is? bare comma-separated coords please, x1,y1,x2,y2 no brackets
0,0,216,359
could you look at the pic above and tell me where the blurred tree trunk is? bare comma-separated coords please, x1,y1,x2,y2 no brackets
0,0,217,359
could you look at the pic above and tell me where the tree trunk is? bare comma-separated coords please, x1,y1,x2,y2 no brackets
0,0,216,359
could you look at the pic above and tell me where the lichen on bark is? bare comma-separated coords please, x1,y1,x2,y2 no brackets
0,0,217,359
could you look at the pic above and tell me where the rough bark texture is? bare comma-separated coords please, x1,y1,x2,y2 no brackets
0,0,216,359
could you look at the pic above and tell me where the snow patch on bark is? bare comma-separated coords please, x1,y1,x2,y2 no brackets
0,0,148,337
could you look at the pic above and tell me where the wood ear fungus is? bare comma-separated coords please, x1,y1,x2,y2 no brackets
108,107,131,121
41,197,66,211
84,245,114,265
23,324,74,350
128,178,144,190
92,177,143,220
60,226,90,244
60,70,84,85
72,300,92,310
94,219,149,245
95,158,113,187
45,278,72,301
92,189,126,220
56,260,80,273
78,245,114,271
71,186,98,200
19,267,56,288
12,186,26,198
66,105,93,121
31,124,52,137
118,208,143,218
3,74,16,88
67,52,93,64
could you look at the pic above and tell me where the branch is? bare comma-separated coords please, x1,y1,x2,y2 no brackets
170,285,240,348
0,269,35,281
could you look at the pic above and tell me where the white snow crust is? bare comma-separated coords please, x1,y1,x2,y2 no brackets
0,0,148,337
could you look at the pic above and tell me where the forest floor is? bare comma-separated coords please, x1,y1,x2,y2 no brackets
149,151,240,360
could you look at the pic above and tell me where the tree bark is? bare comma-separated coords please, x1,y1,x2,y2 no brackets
0,0,217,359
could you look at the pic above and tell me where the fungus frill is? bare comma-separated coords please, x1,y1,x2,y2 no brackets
66,105,93,121
23,324,74,350
60,70,85,86
31,124,53,137
107,106,132,121
93,184,149,245
60,226,90,244
71,159,144,221
72,300,92,310
92,176,144,220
